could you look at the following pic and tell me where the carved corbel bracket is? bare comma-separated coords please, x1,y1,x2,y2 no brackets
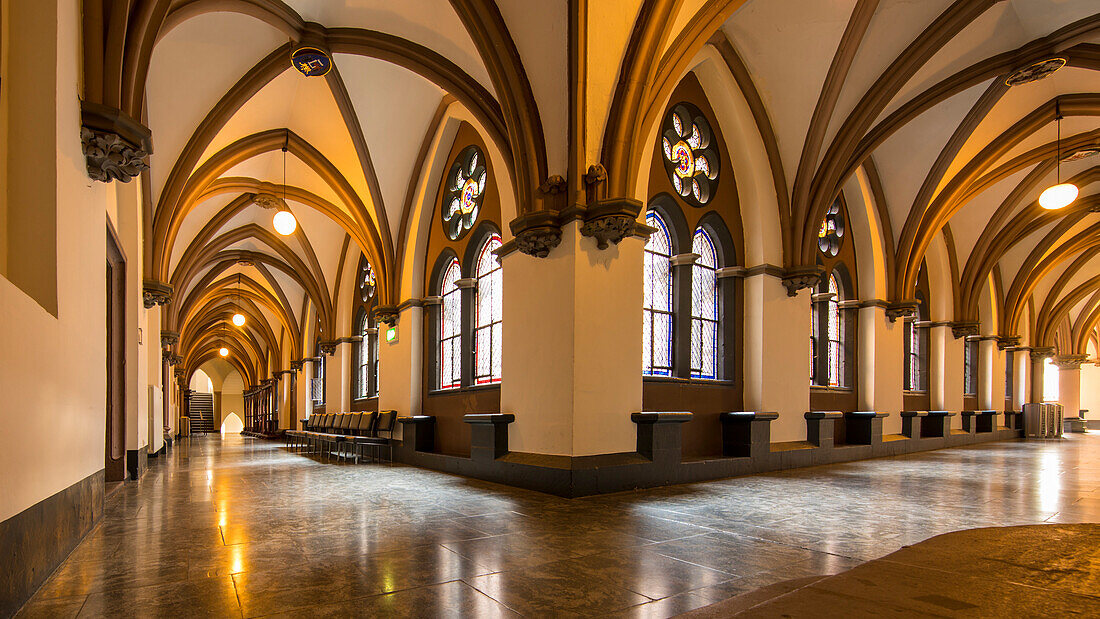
290,360,304,372
781,265,825,297
374,306,399,326
538,175,567,195
1030,347,1055,361
80,102,152,183
143,280,174,309
580,198,642,250
510,210,563,258
160,330,180,348
173,367,186,379
584,164,607,187
1053,354,1089,370
885,300,920,322
950,322,980,339
318,341,338,356
997,336,1021,350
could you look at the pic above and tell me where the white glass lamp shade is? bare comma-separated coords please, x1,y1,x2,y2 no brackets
219,347,229,357
273,210,297,235
1039,183,1078,210
232,313,246,327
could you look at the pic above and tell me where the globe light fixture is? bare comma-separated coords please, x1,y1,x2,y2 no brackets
1040,103,1078,210
273,209,297,235
219,347,229,357
232,313,246,327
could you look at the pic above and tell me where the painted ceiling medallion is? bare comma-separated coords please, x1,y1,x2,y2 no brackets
359,260,376,303
817,201,845,257
661,103,719,207
442,146,487,240
1005,58,1066,87
1063,148,1100,162
291,46,332,77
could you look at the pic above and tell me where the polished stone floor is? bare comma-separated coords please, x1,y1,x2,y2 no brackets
16,433,1100,618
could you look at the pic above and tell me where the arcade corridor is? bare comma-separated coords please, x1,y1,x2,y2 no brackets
16,434,1100,617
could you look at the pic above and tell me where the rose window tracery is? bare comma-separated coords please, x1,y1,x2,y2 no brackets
817,200,845,257
442,146,487,240
661,103,719,207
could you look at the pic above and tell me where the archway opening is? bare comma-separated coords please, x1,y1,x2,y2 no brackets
221,412,244,435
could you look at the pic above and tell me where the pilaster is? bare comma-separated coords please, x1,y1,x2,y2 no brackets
858,303,903,435
378,305,423,440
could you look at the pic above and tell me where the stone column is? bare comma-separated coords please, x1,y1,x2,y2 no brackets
378,305,424,440
670,253,698,379
455,278,477,386
858,303,904,435
324,340,351,413
499,220,643,456
1012,347,1030,409
744,268,810,443
978,337,1000,410
1055,355,1088,418
1029,348,1053,403
928,323,950,410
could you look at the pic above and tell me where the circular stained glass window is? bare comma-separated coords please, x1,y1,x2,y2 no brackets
817,200,845,257
358,259,376,303
442,146,487,240
661,103,719,207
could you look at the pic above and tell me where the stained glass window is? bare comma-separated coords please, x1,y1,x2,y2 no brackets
439,258,462,390
826,275,844,387
357,312,371,399
312,339,325,405
1005,350,1014,401
442,146,487,240
474,234,503,385
964,339,978,396
661,103,719,207
817,201,845,257
904,319,923,392
643,211,673,376
690,228,719,379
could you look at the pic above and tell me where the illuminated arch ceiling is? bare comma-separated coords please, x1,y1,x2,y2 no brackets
133,0,1099,382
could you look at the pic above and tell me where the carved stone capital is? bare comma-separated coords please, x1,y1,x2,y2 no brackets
584,164,607,186
510,210,563,258
950,322,980,339
1053,354,1089,370
885,300,920,322
142,280,173,309
538,175,567,195
997,336,1021,350
160,330,180,348
1030,347,1055,361
290,360,304,372
173,367,186,379
580,198,642,250
79,102,152,183
781,265,825,297
164,353,182,366
374,306,399,326
318,341,338,356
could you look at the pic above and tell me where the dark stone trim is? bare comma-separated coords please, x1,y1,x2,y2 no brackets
860,298,890,309
884,299,919,321
126,446,148,481
142,280,173,309
0,470,104,617
781,265,825,296
396,298,424,312
463,414,514,461
744,264,785,279
388,412,1020,498
950,321,980,339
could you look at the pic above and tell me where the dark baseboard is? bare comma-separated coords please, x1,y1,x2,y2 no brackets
394,427,1022,498
126,446,148,480
0,469,104,617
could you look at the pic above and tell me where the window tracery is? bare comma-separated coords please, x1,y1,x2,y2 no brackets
661,103,719,207
442,146,487,240
643,211,674,376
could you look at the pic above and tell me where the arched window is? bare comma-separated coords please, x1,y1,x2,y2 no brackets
312,339,325,405
439,258,462,390
812,273,846,388
963,339,978,396
1043,357,1059,402
643,211,673,376
904,290,928,393
690,228,719,379
474,234,503,384
355,312,377,399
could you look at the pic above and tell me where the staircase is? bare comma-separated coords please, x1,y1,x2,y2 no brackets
189,393,216,434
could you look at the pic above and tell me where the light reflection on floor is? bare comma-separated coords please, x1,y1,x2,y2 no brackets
17,433,1100,618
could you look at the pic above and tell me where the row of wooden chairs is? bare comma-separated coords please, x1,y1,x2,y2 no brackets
285,411,397,463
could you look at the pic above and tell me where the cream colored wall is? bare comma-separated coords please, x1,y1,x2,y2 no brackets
943,334,965,429
861,307,904,434
1080,363,1100,419
0,0,127,522
221,371,245,427
743,274,810,443
378,305,421,440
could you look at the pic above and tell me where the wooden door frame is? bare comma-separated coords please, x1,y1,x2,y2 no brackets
106,224,126,482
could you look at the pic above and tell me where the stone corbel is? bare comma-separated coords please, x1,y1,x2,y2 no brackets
510,210,563,258
950,321,979,339
885,300,920,322
1030,347,1055,361
143,280,173,309
997,335,1021,350
160,330,180,348
318,341,338,356
584,164,607,187
374,306,399,326
173,367,186,379
80,101,152,183
782,265,825,297
290,360,304,372
1053,354,1089,370
580,198,642,250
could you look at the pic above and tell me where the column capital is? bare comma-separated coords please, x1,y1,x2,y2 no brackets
510,210,564,258
950,321,980,339
80,101,152,183
1053,354,1089,370
885,299,920,322
580,198,643,250
143,280,173,309
160,330,180,347
781,265,824,297
669,253,700,267
997,335,1021,350
1030,347,1055,361
374,306,399,325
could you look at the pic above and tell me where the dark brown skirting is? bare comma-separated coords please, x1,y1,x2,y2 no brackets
0,469,104,616
126,445,148,480
393,420,1022,498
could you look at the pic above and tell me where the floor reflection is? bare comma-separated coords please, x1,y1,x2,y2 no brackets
17,433,1100,618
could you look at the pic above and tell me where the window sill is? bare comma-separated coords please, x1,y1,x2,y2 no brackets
810,386,853,393
643,376,735,386
427,383,501,396
903,390,928,395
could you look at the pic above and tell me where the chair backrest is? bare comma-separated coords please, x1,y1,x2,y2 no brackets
362,411,378,436
324,414,334,430
338,413,351,430
376,410,397,436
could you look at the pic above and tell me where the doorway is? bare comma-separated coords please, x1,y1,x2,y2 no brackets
106,227,126,482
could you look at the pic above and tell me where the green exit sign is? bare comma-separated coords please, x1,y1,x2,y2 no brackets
385,326,398,343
